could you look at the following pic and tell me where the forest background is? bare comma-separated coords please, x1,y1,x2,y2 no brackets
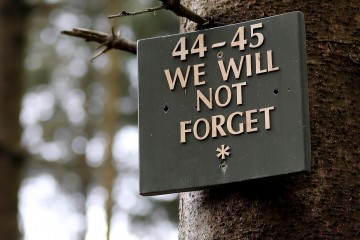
3,0,179,239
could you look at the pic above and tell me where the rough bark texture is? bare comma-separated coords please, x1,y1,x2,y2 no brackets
0,1,28,239
179,1,360,239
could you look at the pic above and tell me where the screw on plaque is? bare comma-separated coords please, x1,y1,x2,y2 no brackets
217,51,224,59
219,161,228,171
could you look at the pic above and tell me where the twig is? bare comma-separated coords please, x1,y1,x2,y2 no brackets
108,0,207,26
109,5,165,19
61,28,137,61
61,1,209,60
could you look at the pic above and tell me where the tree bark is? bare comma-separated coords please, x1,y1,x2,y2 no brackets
179,1,360,239
0,1,29,239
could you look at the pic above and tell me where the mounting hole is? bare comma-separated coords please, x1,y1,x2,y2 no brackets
163,105,169,113
273,88,279,95
217,51,224,59
219,162,228,170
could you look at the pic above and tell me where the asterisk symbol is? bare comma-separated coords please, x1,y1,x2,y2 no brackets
216,144,231,160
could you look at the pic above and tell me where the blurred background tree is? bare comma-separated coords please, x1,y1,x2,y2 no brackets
0,0,179,239
0,0,29,239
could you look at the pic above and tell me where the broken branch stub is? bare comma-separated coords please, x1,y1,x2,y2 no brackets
61,28,137,61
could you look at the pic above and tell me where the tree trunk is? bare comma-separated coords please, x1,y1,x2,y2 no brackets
0,1,29,239
179,1,360,239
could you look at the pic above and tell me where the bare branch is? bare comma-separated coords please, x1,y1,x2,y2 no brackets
61,1,209,60
108,0,207,26
61,28,137,60
62,28,108,43
108,5,165,19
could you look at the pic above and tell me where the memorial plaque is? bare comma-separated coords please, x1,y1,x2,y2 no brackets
138,12,311,196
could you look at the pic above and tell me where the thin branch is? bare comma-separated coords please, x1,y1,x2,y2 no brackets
108,5,165,19
62,28,108,43
108,0,207,26
61,28,137,60
61,1,209,60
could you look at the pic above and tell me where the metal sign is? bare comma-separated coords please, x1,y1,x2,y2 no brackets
138,11,311,196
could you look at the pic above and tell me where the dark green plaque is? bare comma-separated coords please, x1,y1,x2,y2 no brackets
138,12,310,196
